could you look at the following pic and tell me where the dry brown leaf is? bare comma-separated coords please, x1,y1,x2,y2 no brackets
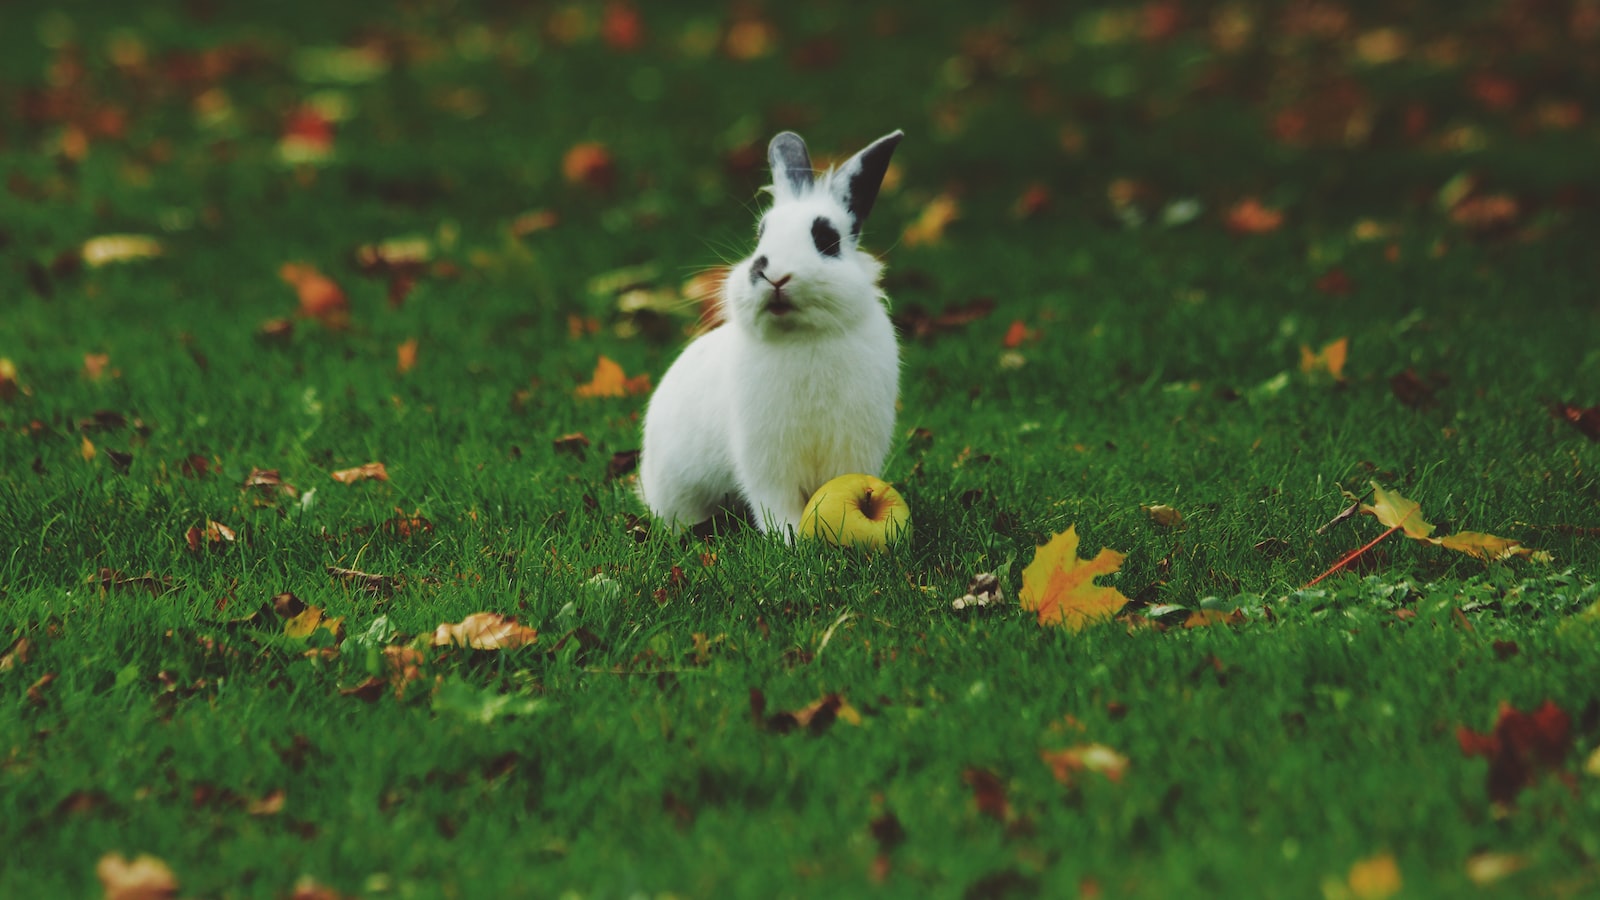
1019,525,1132,631
330,462,388,484
96,852,178,900
1040,743,1129,785
1142,504,1183,527
433,612,538,650
574,355,651,399
0,636,33,672
280,262,349,328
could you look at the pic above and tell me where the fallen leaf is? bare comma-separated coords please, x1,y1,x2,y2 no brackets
1389,369,1440,409
396,339,418,374
1183,608,1245,629
1458,699,1573,807
724,17,777,60
0,358,18,400
279,262,349,328
1435,531,1540,561
289,875,349,900
962,767,1011,822
1019,525,1132,630
1040,744,1129,784
510,208,560,238
892,296,997,341
1224,197,1283,234
27,672,56,704
83,353,112,381
1315,268,1354,295
1346,852,1402,900
601,1,644,50
0,636,33,671
1299,337,1349,382
759,692,861,734
327,566,401,596
1001,320,1036,349
562,142,615,190
574,355,651,399
81,235,162,267
330,462,388,484
278,105,335,164
902,193,960,247
1142,504,1183,527
284,605,344,643
433,612,538,650
1360,482,1434,540
553,433,591,459
246,789,285,816
1552,401,1600,441
96,852,178,900
81,434,97,462
1465,851,1527,886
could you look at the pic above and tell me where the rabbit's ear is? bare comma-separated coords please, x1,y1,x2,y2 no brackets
829,130,903,237
768,132,814,199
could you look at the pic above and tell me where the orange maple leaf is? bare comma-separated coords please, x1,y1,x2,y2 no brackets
574,355,651,398
1299,337,1349,382
1019,525,1132,630
280,262,349,328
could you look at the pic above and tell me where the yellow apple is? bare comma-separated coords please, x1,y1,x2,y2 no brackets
800,474,911,550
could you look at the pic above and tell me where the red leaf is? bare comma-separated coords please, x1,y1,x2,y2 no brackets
1457,700,1573,807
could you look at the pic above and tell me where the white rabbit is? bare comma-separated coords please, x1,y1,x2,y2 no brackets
639,129,904,539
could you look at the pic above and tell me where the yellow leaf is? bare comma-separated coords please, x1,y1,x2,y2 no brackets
1299,337,1349,381
1435,530,1539,561
1360,482,1435,540
284,606,343,641
81,435,97,462
83,353,112,381
0,357,18,400
902,193,960,247
1465,851,1526,886
432,612,538,650
1019,525,1131,631
82,234,162,268
96,852,178,900
1346,852,1402,900
574,355,651,399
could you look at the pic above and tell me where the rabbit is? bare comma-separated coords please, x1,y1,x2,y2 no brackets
639,129,904,539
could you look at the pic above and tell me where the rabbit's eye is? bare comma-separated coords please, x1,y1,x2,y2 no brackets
811,217,841,257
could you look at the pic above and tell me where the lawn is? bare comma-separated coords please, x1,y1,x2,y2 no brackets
3,2,1599,898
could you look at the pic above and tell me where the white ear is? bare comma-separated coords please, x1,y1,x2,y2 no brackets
828,130,903,237
768,132,814,200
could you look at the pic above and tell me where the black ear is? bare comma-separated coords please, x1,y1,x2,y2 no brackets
830,130,903,236
768,132,814,198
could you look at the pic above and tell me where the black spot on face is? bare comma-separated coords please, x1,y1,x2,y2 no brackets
811,217,841,257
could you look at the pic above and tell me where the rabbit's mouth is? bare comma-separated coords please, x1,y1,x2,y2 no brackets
764,292,798,317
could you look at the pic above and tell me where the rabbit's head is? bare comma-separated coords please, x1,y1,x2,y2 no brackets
723,130,903,339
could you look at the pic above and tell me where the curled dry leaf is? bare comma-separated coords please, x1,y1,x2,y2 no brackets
1142,504,1183,527
279,262,349,328
96,852,178,900
574,355,651,399
1019,525,1133,631
1040,743,1129,785
330,461,388,484
81,234,163,268
433,612,538,650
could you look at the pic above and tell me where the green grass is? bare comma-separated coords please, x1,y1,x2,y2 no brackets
3,2,1600,897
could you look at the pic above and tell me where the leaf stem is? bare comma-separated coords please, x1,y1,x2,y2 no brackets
1305,525,1402,588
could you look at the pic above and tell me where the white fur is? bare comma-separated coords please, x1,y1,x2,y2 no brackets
639,132,902,538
